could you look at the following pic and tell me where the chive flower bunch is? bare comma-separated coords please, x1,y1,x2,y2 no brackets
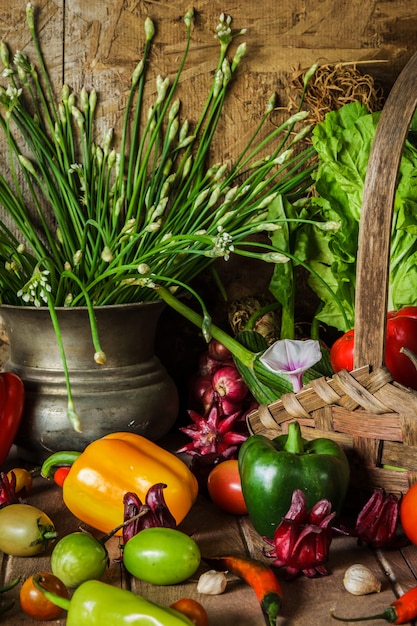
0,4,316,314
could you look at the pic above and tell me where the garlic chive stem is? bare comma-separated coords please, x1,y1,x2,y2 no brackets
155,285,255,367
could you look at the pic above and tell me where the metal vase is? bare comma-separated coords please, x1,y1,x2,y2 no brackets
0,301,179,462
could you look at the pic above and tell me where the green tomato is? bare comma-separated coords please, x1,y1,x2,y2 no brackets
123,527,201,585
51,532,108,588
0,504,56,556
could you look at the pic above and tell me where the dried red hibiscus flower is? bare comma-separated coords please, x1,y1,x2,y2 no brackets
263,489,335,579
122,483,176,543
177,391,249,457
333,488,405,548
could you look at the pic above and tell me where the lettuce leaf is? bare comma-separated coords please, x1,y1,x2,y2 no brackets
304,101,417,331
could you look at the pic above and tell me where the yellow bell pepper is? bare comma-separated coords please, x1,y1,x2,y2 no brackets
41,432,198,534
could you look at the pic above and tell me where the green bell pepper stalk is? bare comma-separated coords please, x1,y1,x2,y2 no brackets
33,577,194,625
238,420,350,538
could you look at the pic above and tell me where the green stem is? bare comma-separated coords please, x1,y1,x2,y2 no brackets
45,295,81,433
284,421,304,454
243,302,281,332
280,275,296,339
155,285,256,367
32,575,71,612
0,578,20,594
330,607,397,623
40,451,82,479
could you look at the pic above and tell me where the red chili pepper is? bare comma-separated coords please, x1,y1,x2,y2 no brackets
53,466,71,488
204,555,282,625
331,584,417,624
0,372,25,465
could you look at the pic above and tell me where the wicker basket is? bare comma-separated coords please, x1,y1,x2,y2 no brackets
247,50,417,499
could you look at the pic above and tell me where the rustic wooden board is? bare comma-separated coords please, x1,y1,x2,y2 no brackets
1,463,417,625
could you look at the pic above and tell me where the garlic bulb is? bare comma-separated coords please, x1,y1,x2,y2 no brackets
343,564,382,595
197,569,227,595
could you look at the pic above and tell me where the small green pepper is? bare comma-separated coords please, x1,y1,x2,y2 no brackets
238,420,350,538
33,576,194,625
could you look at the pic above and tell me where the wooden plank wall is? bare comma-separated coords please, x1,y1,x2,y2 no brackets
1,0,416,161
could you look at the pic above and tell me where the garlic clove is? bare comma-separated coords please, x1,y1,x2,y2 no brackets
343,564,382,595
197,569,228,595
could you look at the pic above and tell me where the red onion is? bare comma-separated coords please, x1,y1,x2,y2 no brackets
212,366,248,404
198,352,223,377
192,375,213,406
208,339,233,362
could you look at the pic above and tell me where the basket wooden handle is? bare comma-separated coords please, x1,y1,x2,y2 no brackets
354,50,417,370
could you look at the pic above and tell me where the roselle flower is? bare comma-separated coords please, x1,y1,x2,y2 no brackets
0,472,23,508
259,338,322,392
177,391,248,456
333,488,403,548
122,483,176,543
263,489,335,579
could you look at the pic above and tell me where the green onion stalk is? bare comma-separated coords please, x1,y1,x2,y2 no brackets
0,3,322,428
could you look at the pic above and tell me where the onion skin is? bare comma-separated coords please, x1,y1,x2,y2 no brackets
212,366,248,404
208,339,233,362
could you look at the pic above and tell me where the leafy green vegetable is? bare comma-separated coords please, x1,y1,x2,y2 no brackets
304,101,417,331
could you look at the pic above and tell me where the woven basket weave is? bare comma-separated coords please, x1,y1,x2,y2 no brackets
247,51,417,499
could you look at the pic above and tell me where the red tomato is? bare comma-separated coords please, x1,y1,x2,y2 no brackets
170,598,209,626
53,466,71,488
329,329,354,373
400,482,417,545
207,459,248,515
20,571,69,620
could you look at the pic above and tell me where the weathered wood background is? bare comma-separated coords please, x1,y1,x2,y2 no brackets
1,0,417,391
1,0,416,167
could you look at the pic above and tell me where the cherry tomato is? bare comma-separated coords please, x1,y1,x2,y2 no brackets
400,482,417,545
207,459,248,515
170,598,209,626
53,466,71,488
6,468,33,495
20,571,68,620
329,329,354,373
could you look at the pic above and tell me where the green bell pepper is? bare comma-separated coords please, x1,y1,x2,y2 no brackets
33,577,194,625
238,420,350,538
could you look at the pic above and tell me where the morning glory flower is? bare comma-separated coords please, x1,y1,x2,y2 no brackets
259,338,322,392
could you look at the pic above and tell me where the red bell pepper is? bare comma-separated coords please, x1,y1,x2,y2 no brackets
330,306,417,391
0,372,25,466
385,306,417,390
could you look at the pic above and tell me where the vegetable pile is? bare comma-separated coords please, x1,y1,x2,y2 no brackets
0,419,416,624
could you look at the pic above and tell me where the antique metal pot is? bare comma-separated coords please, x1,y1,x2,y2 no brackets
0,301,179,462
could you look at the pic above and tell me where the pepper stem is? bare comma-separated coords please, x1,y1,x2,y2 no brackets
400,346,417,372
32,574,71,612
262,592,282,626
284,420,304,454
40,450,81,479
330,607,397,623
